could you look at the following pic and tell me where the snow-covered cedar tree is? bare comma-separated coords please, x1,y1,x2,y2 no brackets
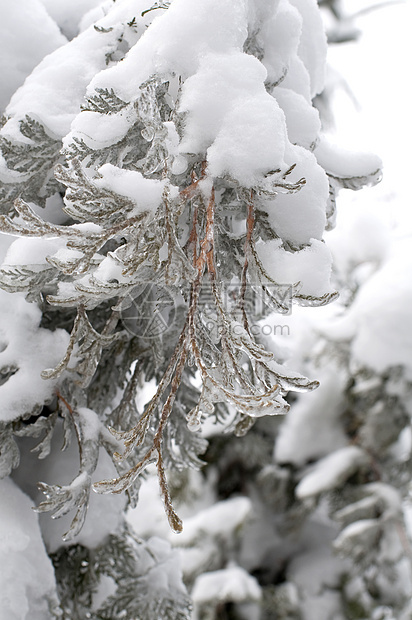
0,0,381,617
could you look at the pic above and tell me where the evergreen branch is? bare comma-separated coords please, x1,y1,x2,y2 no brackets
0,116,62,212
55,159,136,224
81,88,128,115
239,191,255,331
164,178,196,285
0,197,95,240
41,306,123,387
108,319,190,460
34,398,108,541
14,411,59,459
327,168,382,191
0,423,20,478
188,185,288,416
94,321,190,531
141,1,171,17
294,289,340,307
248,238,300,312
41,308,84,380
0,264,58,300
107,360,143,430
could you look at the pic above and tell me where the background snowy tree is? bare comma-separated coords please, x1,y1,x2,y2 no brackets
1,0,408,618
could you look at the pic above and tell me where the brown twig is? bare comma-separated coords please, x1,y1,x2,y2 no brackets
239,191,255,331
56,390,74,416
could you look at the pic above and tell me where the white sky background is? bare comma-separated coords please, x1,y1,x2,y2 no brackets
325,0,412,231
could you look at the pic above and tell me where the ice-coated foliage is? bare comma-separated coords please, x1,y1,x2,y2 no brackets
0,0,385,618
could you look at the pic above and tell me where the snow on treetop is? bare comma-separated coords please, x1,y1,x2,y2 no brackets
318,226,412,379
289,0,327,97
257,0,302,87
3,237,66,266
94,163,172,214
89,0,249,99
178,51,271,156
0,477,59,618
1,0,158,140
316,136,382,183
256,238,334,298
348,241,412,378
171,496,252,545
0,290,69,422
38,0,104,40
78,0,328,189
275,368,348,467
68,107,138,151
0,0,67,113
295,445,368,500
207,96,289,187
192,563,261,606
3,25,122,139
259,146,329,245
274,87,321,149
